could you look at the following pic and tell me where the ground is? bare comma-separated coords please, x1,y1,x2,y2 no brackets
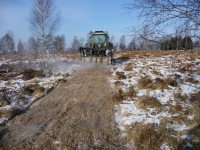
0,51,200,149
0,65,127,149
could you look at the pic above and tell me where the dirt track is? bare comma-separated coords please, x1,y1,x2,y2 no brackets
0,65,127,149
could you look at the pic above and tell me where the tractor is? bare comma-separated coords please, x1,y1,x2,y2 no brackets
79,31,114,64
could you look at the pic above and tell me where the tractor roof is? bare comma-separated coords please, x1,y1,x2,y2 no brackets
91,31,108,35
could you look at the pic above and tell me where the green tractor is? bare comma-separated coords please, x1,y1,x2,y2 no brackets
79,31,114,64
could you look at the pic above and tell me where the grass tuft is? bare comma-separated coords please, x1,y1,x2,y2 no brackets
22,69,44,80
124,63,133,71
113,87,136,102
115,71,127,80
126,123,178,150
137,76,153,90
135,96,162,112
190,92,200,103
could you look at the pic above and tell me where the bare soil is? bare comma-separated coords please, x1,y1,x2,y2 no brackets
0,65,127,150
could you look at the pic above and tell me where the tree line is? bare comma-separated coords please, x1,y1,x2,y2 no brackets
0,31,66,54
1,30,199,54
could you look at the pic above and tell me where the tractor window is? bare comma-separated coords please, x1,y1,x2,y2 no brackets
107,36,109,42
92,35,106,43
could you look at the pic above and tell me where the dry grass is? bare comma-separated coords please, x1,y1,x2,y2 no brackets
186,77,199,84
137,76,171,90
0,68,20,81
190,92,200,103
113,50,200,149
135,96,162,112
0,92,10,106
118,54,131,61
115,71,127,80
123,63,133,71
174,93,188,101
22,84,45,96
164,76,178,87
124,86,137,98
154,78,170,89
114,81,124,87
113,87,136,103
183,125,200,149
126,123,178,150
0,107,18,123
22,69,44,80
137,76,153,90
137,74,180,90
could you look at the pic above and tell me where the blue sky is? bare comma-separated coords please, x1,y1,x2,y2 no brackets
0,0,136,48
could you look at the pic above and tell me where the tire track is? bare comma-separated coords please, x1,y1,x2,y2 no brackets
0,67,127,149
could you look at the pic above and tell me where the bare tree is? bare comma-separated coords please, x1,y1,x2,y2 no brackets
79,37,85,47
124,0,200,40
29,0,61,66
109,35,118,51
23,42,28,53
71,36,80,52
113,42,118,51
128,38,136,51
17,40,25,54
54,35,66,52
46,34,54,52
0,31,15,54
110,35,115,43
119,35,126,51
174,27,183,50
28,36,41,53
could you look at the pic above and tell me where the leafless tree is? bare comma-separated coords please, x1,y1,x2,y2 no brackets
79,37,85,47
17,40,25,54
119,35,126,51
46,34,54,52
113,42,119,51
0,31,15,54
193,37,200,50
124,0,200,40
23,42,29,53
110,35,115,43
28,36,41,53
128,38,136,51
54,35,66,52
71,36,80,52
29,0,61,66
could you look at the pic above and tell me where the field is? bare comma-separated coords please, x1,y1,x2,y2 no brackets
112,50,200,149
0,50,200,149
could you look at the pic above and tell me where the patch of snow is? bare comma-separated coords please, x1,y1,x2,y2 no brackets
113,105,125,131
187,115,194,120
137,89,147,96
181,134,194,140
149,90,174,105
54,141,61,144
160,143,170,150
124,143,134,150
166,123,190,131
180,84,198,95
118,100,181,127
77,141,88,150
187,142,193,148
0,117,8,125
